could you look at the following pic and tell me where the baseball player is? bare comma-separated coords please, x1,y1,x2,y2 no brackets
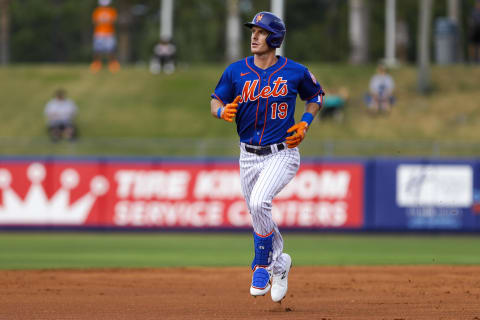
210,12,324,302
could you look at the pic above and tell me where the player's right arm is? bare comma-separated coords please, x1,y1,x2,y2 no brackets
211,96,240,122
210,98,224,118
211,64,241,122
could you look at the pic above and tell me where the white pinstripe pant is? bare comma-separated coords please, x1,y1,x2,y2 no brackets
239,142,300,275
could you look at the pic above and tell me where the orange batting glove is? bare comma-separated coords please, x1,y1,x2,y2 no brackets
285,121,309,148
220,96,241,122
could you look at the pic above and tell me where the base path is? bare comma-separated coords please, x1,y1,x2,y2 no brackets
1,266,480,319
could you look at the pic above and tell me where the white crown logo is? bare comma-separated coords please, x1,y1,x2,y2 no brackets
0,162,109,225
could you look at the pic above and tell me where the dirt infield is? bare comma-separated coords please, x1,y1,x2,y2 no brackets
1,266,480,320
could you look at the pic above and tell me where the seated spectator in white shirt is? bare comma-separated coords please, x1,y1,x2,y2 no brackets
366,64,395,114
44,89,78,142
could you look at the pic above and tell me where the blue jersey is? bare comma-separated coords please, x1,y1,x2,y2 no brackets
212,56,324,146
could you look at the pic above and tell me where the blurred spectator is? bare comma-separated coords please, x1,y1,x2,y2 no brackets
149,37,177,75
90,0,120,74
396,19,410,63
468,0,480,63
319,87,349,122
365,64,395,114
44,89,78,142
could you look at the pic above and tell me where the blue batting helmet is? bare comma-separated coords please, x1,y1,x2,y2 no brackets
244,12,286,49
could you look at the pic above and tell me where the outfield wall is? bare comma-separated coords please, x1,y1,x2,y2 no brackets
0,157,479,231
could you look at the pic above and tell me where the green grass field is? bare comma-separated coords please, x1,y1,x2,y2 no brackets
1,232,479,269
1,64,480,156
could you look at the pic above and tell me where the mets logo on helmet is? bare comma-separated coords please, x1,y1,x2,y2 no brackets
256,14,264,22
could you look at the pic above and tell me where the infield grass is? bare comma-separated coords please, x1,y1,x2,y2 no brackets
0,232,479,269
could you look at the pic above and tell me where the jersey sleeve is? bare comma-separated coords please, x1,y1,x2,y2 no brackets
298,68,325,106
211,66,234,106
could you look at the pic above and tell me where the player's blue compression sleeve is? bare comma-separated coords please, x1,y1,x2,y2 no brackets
301,112,314,126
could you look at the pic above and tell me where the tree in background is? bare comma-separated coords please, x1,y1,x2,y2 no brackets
349,0,369,64
10,0,93,62
5,0,480,65
0,0,9,65
173,0,226,62
226,0,241,62
417,0,433,94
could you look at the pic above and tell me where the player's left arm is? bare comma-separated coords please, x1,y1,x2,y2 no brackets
305,101,321,118
286,68,324,148
285,102,320,148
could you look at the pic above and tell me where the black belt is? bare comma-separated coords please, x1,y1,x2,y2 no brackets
244,143,285,156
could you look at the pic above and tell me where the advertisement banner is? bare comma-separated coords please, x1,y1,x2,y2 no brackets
0,160,365,229
0,162,107,225
373,159,480,230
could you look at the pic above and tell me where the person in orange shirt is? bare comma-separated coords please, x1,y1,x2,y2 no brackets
90,0,120,73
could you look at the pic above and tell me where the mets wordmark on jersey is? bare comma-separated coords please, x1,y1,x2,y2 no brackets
212,56,324,146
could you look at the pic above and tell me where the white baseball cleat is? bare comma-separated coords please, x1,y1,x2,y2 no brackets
271,253,292,302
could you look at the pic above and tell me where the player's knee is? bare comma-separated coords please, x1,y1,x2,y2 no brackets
249,196,272,216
